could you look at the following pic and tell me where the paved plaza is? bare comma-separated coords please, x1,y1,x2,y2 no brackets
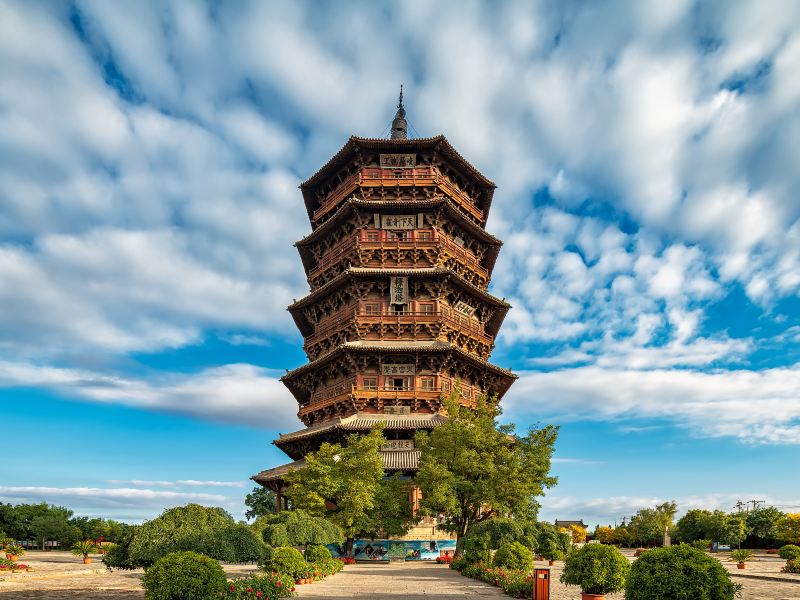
1,551,799,599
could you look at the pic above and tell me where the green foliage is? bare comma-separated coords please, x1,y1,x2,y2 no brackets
284,428,413,546
414,390,558,544
310,557,344,577
264,546,308,579
460,518,537,564
3,544,24,557
783,559,800,574
628,502,677,546
493,541,533,571
219,524,264,563
675,509,747,546
730,549,752,563
141,551,227,600
778,545,800,560
304,544,332,563
745,507,783,544
220,571,297,599
625,545,742,600
560,543,629,595
102,525,138,570
71,540,97,558
775,514,800,544
253,510,343,548
128,504,250,567
536,524,562,560
690,539,711,551
245,487,278,521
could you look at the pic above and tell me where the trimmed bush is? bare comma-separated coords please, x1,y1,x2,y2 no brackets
264,546,308,580
304,544,332,563
625,545,742,600
690,539,711,551
252,510,342,548
141,551,226,600
493,541,534,571
779,545,800,561
561,543,629,596
460,518,538,564
221,524,265,563
783,559,800,574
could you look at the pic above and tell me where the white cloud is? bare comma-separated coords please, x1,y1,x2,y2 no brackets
107,480,246,488
0,361,300,430
508,365,800,444
0,486,228,509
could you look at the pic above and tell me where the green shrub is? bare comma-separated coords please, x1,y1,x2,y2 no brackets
493,541,534,571
253,510,343,548
690,539,711,551
103,526,138,570
265,546,308,580
561,543,629,595
460,518,538,564
141,551,227,600
221,524,265,563
129,504,238,567
304,544,332,563
779,545,800,560
783,559,800,574
625,545,742,600
450,556,468,572
309,557,343,578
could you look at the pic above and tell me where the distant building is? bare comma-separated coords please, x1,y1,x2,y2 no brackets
555,520,587,529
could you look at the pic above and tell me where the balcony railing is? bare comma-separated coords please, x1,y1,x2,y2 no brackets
302,378,483,411
312,166,484,222
303,306,494,355
307,228,488,285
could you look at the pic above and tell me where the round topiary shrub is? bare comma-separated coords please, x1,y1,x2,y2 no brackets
493,541,534,571
625,545,742,600
265,546,308,580
304,544,332,563
779,545,800,561
561,543,629,596
141,551,226,600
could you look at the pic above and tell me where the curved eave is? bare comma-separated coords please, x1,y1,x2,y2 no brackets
287,267,510,334
281,340,517,398
300,135,496,222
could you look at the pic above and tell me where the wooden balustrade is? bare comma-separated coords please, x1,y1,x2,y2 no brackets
312,166,484,222
306,228,488,284
303,306,495,354
303,378,483,409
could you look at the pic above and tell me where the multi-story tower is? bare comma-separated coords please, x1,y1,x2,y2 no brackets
253,93,516,521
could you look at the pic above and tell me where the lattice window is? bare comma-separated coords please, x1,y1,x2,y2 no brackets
420,376,435,391
362,376,378,390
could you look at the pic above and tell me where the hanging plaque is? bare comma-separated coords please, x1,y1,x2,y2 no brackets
380,440,415,452
454,300,476,317
390,276,409,305
381,364,416,375
381,215,417,229
380,154,416,168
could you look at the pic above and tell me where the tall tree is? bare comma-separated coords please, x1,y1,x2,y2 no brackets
775,513,800,544
244,487,277,520
414,391,558,548
283,427,413,556
746,507,783,545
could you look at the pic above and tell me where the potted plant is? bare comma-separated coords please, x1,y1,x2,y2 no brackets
561,543,629,600
4,544,24,562
71,540,98,564
730,549,753,569
388,543,407,564
544,548,565,566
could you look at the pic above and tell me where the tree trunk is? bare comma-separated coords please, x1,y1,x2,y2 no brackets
345,537,355,558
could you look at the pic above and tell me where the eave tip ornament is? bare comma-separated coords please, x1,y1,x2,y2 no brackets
390,84,408,141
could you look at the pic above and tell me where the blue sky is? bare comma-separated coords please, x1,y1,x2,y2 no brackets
1,0,799,527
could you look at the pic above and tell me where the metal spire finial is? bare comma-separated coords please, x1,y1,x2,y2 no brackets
391,84,407,140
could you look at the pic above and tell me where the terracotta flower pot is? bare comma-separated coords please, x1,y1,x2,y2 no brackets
737,563,746,569
83,557,92,564
548,560,555,566
6,555,18,563
582,594,606,600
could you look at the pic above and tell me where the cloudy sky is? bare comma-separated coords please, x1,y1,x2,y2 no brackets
1,0,799,526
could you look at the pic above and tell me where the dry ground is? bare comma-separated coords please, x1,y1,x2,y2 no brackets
1,550,799,599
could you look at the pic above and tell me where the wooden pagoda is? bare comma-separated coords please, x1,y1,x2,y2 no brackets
252,92,516,514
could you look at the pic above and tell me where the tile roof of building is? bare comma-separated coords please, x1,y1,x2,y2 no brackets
275,411,447,443
252,449,422,483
